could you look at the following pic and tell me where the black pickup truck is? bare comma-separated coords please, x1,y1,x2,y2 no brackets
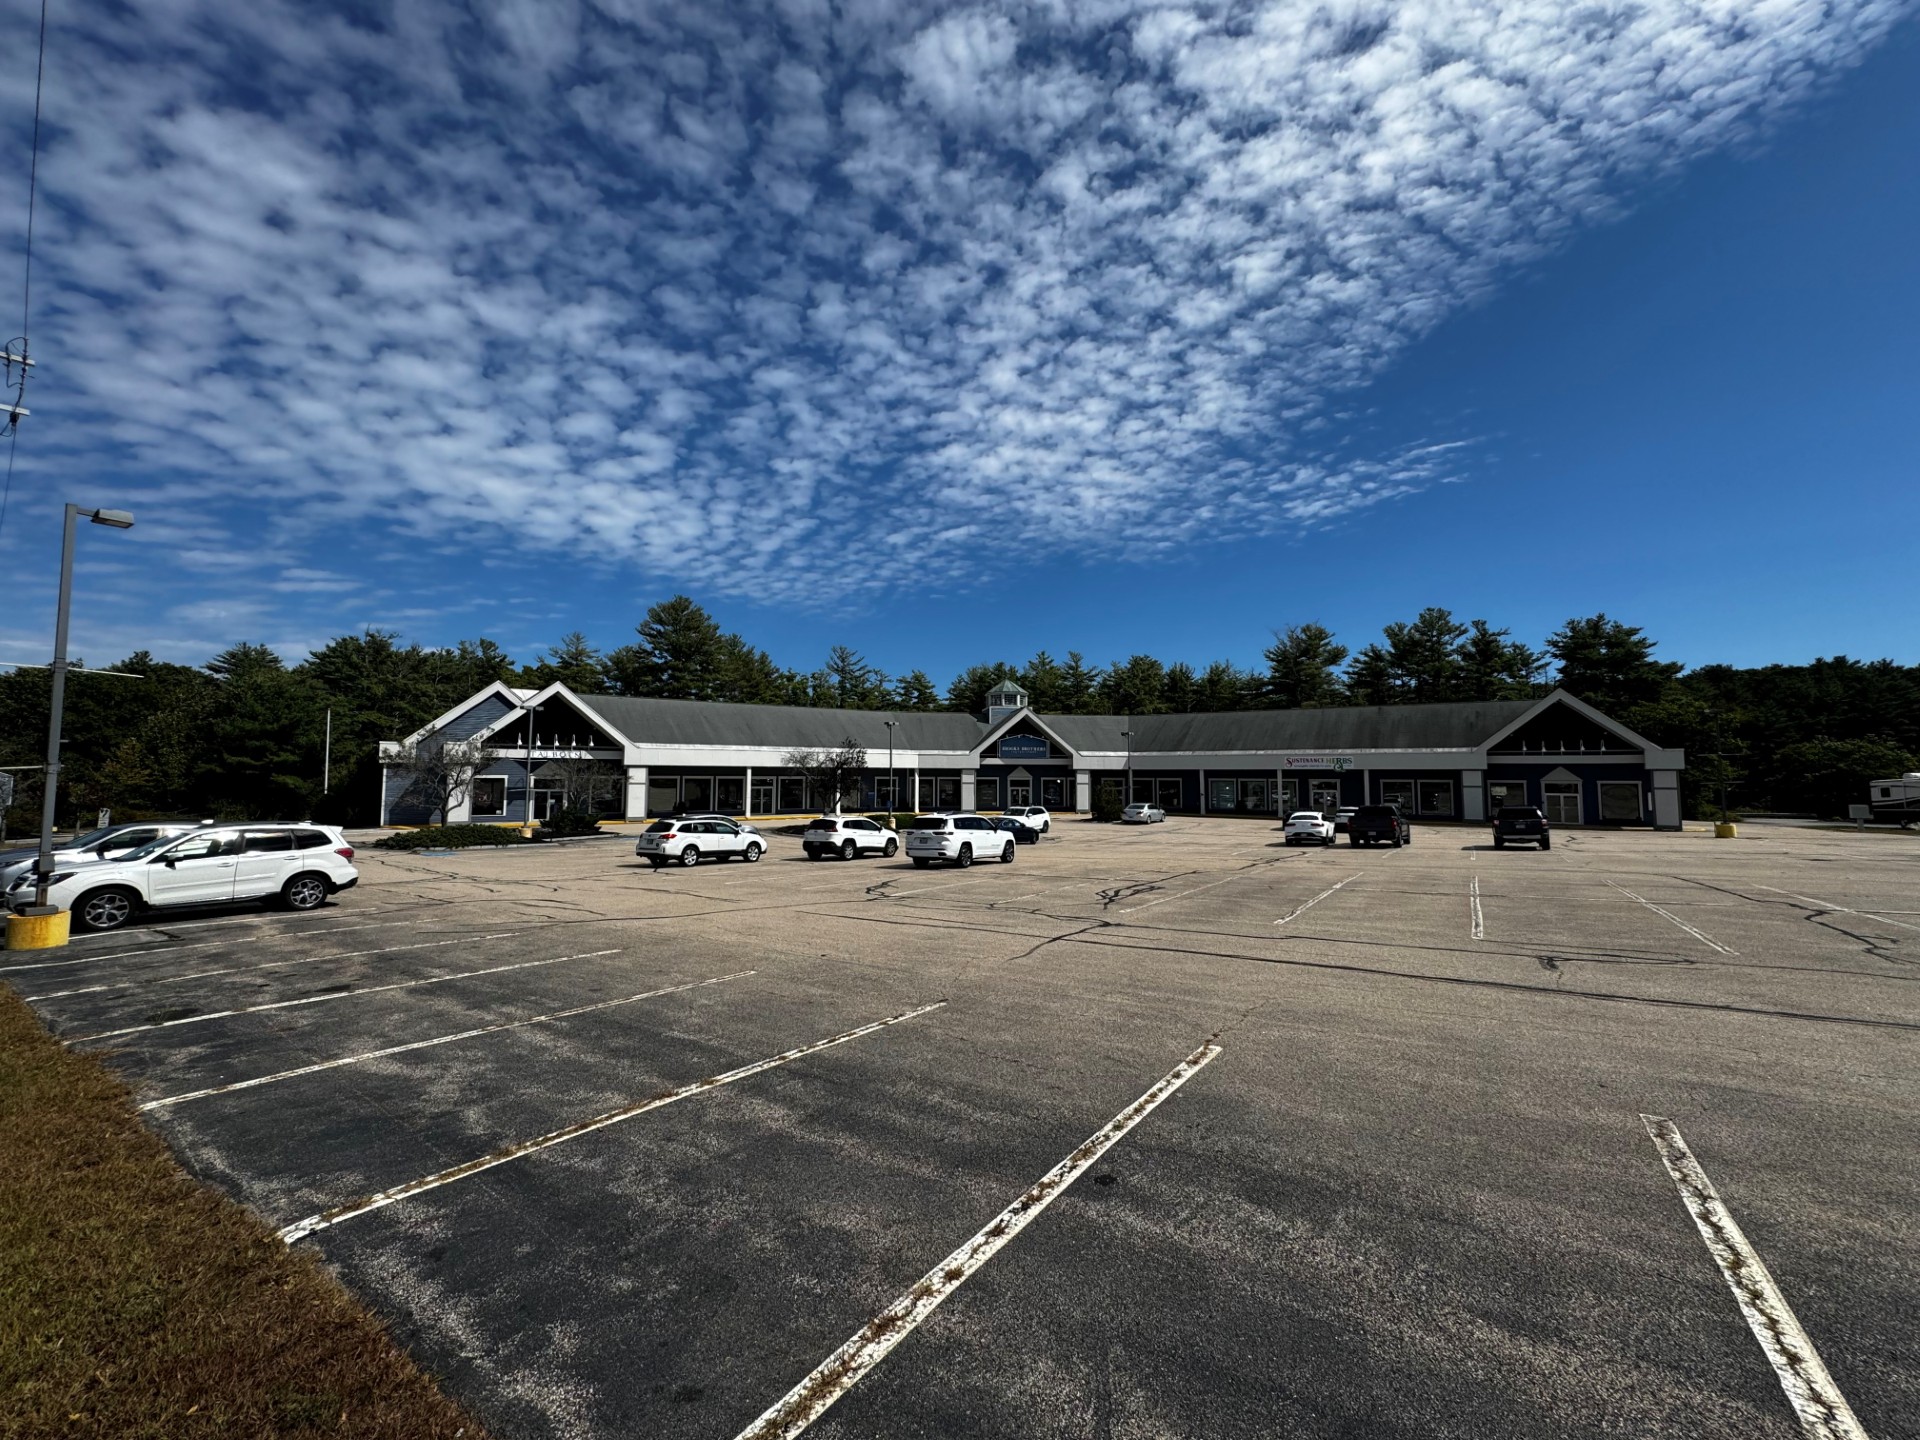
1348,803,1410,847
1492,805,1551,849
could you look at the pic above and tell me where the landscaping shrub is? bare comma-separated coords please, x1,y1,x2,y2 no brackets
536,809,603,838
373,824,532,850
1091,791,1124,823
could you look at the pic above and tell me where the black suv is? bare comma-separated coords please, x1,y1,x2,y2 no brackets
1492,806,1551,849
1348,804,1411,847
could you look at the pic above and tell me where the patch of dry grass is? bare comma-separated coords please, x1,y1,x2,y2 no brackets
0,986,491,1439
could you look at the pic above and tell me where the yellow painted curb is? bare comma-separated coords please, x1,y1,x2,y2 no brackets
5,908,71,950
1714,822,1738,839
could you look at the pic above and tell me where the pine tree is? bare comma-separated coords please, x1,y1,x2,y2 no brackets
825,646,889,708
1455,620,1544,701
523,632,607,694
1381,608,1469,701
1260,624,1349,708
892,670,942,711
1100,655,1168,716
1344,645,1397,706
1546,614,1681,713
1057,653,1103,714
604,596,729,700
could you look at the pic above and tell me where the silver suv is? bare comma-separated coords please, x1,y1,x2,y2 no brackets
904,813,1015,869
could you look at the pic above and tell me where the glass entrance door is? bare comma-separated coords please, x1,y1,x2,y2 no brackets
1543,782,1581,825
1310,782,1340,814
1008,780,1031,806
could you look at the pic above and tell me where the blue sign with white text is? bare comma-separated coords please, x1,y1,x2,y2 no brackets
997,734,1051,761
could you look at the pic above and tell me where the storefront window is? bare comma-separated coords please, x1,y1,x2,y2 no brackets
715,777,744,814
471,777,506,816
1380,780,1415,812
777,775,804,811
1210,778,1237,812
1416,780,1454,816
682,777,712,810
1156,778,1182,810
1487,780,1528,812
936,776,961,809
977,776,1000,809
1042,777,1066,808
1599,782,1642,821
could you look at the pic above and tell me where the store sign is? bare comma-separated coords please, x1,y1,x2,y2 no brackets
997,734,1051,761
1283,755,1355,772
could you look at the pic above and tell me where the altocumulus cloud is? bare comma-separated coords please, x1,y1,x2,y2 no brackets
0,0,1908,602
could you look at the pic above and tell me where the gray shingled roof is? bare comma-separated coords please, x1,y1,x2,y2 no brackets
579,695,984,751
1075,700,1543,754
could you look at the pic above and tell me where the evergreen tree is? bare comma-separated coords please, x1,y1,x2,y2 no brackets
1100,655,1168,715
1381,607,1468,701
1455,620,1544,702
715,636,792,705
824,645,890,708
522,632,607,693
1019,651,1066,712
892,670,942,711
1546,614,1682,713
1260,624,1349,708
1344,645,1397,706
946,662,1019,716
1056,652,1103,715
605,596,729,700
1197,660,1252,712
1162,662,1200,713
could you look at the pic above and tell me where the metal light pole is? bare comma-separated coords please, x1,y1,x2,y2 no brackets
322,707,332,796
33,505,135,909
884,718,898,819
1122,724,1134,808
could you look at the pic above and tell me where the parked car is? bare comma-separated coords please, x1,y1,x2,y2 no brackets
1121,802,1166,824
6,824,357,932
1002,805,1051,833
1347,804,1411,847
1331,806,1358,835
635,817,764,868
0,820,207,892
1282,811,1336,846
992,815,1042,845
802,815,900,860
904,813,1014,868
1492,805,1551,849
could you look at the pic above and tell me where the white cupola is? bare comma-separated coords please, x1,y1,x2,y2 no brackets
986,682,1030,724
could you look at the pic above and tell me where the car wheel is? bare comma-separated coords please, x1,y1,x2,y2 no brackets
841,840,857,862
74,886,138,933
1000,842,1015,863
1494,837,1506,849
282,873,330,912
679,846,700,867
1392,834,1404,848
911,856,931,868
956,844,973,869
743,842,763,862
1539,837,1551,850
1347,836,1358,846
883,838,898,857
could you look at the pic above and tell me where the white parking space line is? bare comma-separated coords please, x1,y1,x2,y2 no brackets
1121,872,1245,913
1469,875,1485,941
25,931,526,1001
1275,875,1360,926
69,949,620,1043
278,1001,947,1244
1605,880,1737,955
1756,886,1920,934
732,1043,1222,1440
1641,1117,1868,1440
139,970,758,1110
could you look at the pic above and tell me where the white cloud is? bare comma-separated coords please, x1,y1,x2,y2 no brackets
0,0,1906,654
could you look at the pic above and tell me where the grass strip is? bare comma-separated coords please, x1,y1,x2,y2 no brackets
0,986,491,1439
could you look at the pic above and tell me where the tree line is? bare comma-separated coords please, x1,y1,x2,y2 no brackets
1,596,1913,830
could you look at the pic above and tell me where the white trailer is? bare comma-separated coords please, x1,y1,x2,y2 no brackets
1868,772,1920,827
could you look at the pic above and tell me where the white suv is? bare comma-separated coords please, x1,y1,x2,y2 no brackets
0,819,205,891
803,816,899,860
1002,805,1051,833
1282,811,1336,846
7,824,358,932
905,813,1015,868
636,817,765,868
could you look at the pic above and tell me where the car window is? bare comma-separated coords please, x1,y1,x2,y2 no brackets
166,833,241,860
645,820,676,833
910,816,947,830
244,832,295,853
294,830,330,849
105,828,160,849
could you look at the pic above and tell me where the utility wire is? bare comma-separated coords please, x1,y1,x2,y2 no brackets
0,0,51,547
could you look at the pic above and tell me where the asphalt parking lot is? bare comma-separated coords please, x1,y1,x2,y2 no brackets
10,818,1917,1440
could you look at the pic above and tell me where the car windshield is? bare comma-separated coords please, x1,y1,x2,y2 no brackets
120,830,204,860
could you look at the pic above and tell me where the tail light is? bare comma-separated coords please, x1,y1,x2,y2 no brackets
660,832,677,840
334,846,355,860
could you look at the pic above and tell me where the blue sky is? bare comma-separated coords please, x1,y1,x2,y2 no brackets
0,0,1914,687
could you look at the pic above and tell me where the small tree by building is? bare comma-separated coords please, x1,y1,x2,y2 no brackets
386,737,486,824
540,755,621,815
782,739,868,814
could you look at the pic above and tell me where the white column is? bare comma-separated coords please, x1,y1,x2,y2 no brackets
1275,767,1285,817
744,766,753,817
1198,768,1207,815
1461,769,1486,823
912,768,922,810
625,766,648,821
960,771,977,812
1075,769,1090,811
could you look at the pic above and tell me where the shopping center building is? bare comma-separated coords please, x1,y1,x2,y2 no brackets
379,681,1686,829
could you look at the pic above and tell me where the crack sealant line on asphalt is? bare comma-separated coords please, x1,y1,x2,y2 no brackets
139,970,759,1110
1604,880,1736,955
24,931,528,1001
1641,1116,1870,1440
66,949,622,1043
1469,875,1485,941
277,1000,947,1245
1274,875,1360,926
1754,886,1920,935
1120,871,1249,913
730,1042,1223,1440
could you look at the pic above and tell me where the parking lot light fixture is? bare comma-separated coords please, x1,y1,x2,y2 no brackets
884,718,899,819
30,505,136,920
1122,724,1134,806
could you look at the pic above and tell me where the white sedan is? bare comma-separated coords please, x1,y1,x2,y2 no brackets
1282,811,1337,846
1120,802,1165,824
